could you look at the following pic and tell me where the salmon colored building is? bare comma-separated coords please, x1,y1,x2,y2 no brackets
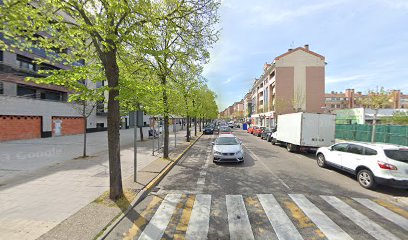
250,44,326,127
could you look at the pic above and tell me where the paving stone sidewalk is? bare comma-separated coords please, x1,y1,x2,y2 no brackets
0,127,200,240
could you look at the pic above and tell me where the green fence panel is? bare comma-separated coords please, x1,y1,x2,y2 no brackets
355,124,372,142
336,124,408,146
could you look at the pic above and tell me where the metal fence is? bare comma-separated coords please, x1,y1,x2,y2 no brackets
336,124,408,146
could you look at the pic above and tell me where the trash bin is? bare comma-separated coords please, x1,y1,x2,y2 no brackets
243,123,248,130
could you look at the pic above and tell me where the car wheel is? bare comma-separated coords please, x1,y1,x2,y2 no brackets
316,153,327,168
271,138,277,145
357,169,376,189
287,143,297,152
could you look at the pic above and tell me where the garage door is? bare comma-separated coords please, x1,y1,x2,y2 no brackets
52,116,84,136
0,115,41,141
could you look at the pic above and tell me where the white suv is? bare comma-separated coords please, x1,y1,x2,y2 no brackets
316,142,408,189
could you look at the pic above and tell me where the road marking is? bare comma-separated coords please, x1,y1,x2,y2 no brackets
138,194,182,240
322,196,400,240
123,196,163,240
257,194,303,240
353,198,408,231
174,195,195,239
185,195,211,240
226,195,255,240
244,145,291,190
289,194,352,240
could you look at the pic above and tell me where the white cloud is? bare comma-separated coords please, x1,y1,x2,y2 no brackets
326,74,374,84
246,0,347,26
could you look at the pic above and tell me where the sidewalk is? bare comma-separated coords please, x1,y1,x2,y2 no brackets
0,127,200,240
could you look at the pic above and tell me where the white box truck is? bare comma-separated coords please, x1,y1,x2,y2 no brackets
271,112,336,152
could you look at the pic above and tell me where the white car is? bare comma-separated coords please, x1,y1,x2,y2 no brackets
212,134,244,163
316,142,408,189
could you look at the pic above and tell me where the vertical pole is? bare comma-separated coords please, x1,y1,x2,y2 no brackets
134,111,137,182
174,119,177,148
157,119,160,152
152,118,155,156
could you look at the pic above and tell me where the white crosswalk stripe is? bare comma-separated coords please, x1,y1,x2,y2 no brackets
353,197,408,231
138,194,182,240
185,194,211,240
322,196,400,240
289,194,353,240
257,194,303,240
226,195,255,240
134,193,407,240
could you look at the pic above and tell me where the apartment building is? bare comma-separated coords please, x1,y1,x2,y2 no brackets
250,44,325,127
324,89,408,111
0,39,107,142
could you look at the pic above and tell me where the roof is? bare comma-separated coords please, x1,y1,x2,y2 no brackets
274,46,325,61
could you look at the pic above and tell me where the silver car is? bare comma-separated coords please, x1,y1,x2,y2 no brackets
212,134,244,163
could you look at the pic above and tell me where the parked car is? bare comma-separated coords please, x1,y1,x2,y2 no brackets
316,142,408,189
203,126,214,134
235,123,241,128
249,126,258,134
247,126,254,134
228,121,235,128
260,127,273,140
254,126,266,137
212,134,244,163
219,126,232,135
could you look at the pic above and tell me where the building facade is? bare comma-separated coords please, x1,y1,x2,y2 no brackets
249,44,326,127
324,89,408,111
0,44,107,142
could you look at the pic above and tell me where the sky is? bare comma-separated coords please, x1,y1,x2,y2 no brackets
202,0,408,111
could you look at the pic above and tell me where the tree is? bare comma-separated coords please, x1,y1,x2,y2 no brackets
1,0,210,200
133,1,219,157
359,87,391,142
383,111,408,125
72,100,96,158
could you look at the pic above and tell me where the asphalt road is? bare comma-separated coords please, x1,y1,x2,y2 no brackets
105,128,408,240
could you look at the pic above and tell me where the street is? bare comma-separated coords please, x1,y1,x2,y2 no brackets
105,129,408,240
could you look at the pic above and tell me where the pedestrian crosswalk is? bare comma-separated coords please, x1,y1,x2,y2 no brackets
122,193,408,240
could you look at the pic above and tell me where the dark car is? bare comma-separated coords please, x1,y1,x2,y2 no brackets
260,127,273,140
203,126,214,134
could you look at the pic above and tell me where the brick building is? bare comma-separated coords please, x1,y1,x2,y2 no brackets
324,89,408,111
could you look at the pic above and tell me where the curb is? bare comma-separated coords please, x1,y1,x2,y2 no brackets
96,133,203,240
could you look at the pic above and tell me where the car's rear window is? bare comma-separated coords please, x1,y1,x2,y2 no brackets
384,149,408,163
220,128,231,132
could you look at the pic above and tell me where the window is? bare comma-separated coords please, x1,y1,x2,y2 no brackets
364,147,377,156
331,104,335,108
17,85,36,98
384,149,408,163
0,81,3,94
16,55,36,71
347,144,364,155
0,50,3,62
40,91,61,101
332,143,348,152
38,63,60,71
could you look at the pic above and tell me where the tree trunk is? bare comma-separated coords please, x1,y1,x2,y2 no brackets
139,127,144,141
162,77,170,159
186,116,190,142
194,117,197,136
371,109,378,143
105,49,123,201
83,117,87,158
199,117,202,132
